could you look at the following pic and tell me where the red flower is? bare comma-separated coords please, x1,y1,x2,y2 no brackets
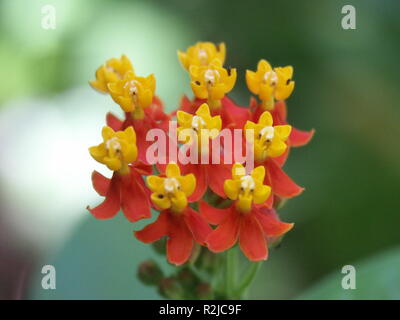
135,162,212,266
87,162,152,222
201,201,293,261
135,207,212,266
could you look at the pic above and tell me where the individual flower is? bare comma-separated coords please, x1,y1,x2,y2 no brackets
172,103,231,201
135,163,212,266
87,126,152,222
178,95,250,130
244,111,291,164
189,59,236,110
248,98,315,166
224,164,272,213
108,70,155,118
90,55,134,93
244,111,303,205
177,103,222,145
246,59,295,110
203,163,293,261
178,42,226,70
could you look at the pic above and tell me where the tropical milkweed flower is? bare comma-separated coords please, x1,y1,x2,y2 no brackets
90,55,133,93
203,163,293,261
176,42,248,130
245,111,291,164
246,59,295,110
108,71,155,118
189,58,236,110
177,103,222,145
244,111,303,205
135,163,212,266
173,103,231,200
178,42,226,70
87,126,151,222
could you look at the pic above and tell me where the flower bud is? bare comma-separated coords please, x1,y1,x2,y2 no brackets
158,277,184,299
137,260,163,286
196,283,213,299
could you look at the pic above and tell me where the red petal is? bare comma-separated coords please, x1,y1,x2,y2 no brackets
120,170,151,222
249,97,259,112
239,213,268,261
87,173,120,219
135,211,169,243
183,207,212,245
106,112,123,131
207,163,232,198
206,208,241,253
199,201,231,225
272,145,290,167
221,97,250,129
290,128,315,147
254,207,294,237
91,170,110,196
265,159,304,198
133,161,153,176
166,213,194,265
273,100,287,123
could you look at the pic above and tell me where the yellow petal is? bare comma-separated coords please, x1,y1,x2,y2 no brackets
258,111,273,126
251,166,265,182
101,126,115,141
124,126,136,143
147,176,165,193
191,81,208,99
224,68,237,92
253,185,271,204
217,43,226,64
258,59,272,73
89,144,107,162
224,179,240,200
151,193,171,210
177,110,193,128
103,157,121,171
123,144,137,164
195,103,211,119
267,139,287,158
171,192,188,212
166,162,181,178
274,125,292,141
275,81,295,100
237,194,252,213
246,70,260,94
177,173,196,197
209,84,226,101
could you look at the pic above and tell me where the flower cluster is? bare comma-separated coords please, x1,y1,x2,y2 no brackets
87,42,313,298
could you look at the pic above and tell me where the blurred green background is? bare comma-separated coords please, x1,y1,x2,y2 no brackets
0,0,399,299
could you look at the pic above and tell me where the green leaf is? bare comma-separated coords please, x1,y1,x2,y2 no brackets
297,247,400,300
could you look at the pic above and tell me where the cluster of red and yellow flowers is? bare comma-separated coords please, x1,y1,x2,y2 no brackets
87,42,313,299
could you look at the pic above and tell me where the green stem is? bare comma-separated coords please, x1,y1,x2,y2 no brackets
235,261,263,299
225,248,237,299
